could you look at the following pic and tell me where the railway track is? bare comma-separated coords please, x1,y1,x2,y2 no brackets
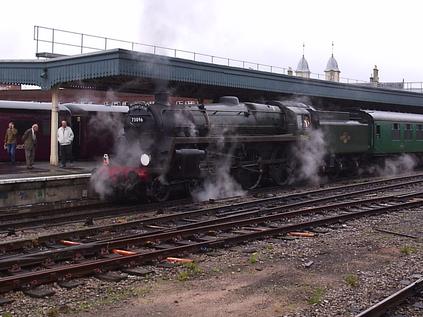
1,172,423,253
0,176,422,295
1,172,423,233
356,277,423,317
0,198,192,232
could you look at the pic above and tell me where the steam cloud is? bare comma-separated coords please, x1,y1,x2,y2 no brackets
88,109,153,199
376,154,417,176
173,111,248,202
171,110,247,202
90,166,113,200
291,129,326,185
191,142,246,202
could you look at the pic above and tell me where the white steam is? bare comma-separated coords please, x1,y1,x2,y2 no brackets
190,129,246,202
88,110,153,199
173,110,197,137
292,129,326,185
90,166,113,200
377,154,417,176
88,111,125,144
191,151,245,202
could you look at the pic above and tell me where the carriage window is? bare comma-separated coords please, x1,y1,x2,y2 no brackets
417,124,423,140
404,123,412,140
40,120,50,136
375,125,381,138
392,123,400,140
13,121,33,137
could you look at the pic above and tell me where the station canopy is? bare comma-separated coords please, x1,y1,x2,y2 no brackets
2,48,423,110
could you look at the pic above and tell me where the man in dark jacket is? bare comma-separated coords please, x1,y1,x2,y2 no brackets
21,124,38,169
3,122,18,164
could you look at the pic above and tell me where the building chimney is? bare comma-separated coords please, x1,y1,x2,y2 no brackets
287,67,293,76
372,65,379,83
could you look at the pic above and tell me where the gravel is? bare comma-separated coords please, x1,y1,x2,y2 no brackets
0,177,422,316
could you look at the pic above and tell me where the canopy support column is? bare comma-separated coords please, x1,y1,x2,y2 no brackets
50,86,59,165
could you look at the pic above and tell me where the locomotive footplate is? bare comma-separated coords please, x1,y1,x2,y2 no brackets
171,134,300,145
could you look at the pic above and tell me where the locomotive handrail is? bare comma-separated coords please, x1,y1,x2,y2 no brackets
161,107,282,115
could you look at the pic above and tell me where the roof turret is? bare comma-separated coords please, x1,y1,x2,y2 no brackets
325,54,339,72
296,55,310,72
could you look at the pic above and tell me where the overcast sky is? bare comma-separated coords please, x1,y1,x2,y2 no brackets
1,0,422,83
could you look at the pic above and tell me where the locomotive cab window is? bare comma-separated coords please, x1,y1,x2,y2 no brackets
296,115,302,129
302,115,311,128
417,124,423,140
392,123,400,140
404,123,412,140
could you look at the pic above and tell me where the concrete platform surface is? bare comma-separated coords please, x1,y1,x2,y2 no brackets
0,160,100,182
0,161,101,207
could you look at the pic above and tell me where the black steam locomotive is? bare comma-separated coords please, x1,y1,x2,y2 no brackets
99,96,423,201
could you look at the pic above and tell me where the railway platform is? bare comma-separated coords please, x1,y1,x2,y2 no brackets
0,161,100,208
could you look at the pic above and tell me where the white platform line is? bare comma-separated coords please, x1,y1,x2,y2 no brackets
0,173,92,185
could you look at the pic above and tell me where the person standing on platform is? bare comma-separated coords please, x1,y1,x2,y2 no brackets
57,120,74,168
3,122,18,164
22,124,38,169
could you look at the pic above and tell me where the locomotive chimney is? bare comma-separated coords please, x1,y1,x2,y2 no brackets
155,92,171,106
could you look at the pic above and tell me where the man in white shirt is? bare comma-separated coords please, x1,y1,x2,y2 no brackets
57,120,74,168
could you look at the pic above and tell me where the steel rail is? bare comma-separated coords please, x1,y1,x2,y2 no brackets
355,277,423,317
0,198,190,232
0,192,423,280
1,174,422,254
0,192,413,270
0,174,422,256
0,193,421,293
1,173,423,233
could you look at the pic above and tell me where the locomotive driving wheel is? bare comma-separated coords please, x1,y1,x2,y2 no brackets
269,148,296,186
150,177,171,202
234,149,263,190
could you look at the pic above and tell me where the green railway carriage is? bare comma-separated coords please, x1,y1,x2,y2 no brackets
361,110,423,155
316,111,370,155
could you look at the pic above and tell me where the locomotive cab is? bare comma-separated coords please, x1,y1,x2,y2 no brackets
267,100,313,134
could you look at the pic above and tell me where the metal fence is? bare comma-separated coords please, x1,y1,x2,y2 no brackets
403,82,423,93
33,25,422,92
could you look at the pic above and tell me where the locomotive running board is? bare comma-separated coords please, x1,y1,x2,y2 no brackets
171,134,301,144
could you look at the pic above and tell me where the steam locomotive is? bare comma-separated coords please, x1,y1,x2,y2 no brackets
98,96,423,201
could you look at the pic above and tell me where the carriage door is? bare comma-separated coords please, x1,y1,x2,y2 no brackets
71,116,81,160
